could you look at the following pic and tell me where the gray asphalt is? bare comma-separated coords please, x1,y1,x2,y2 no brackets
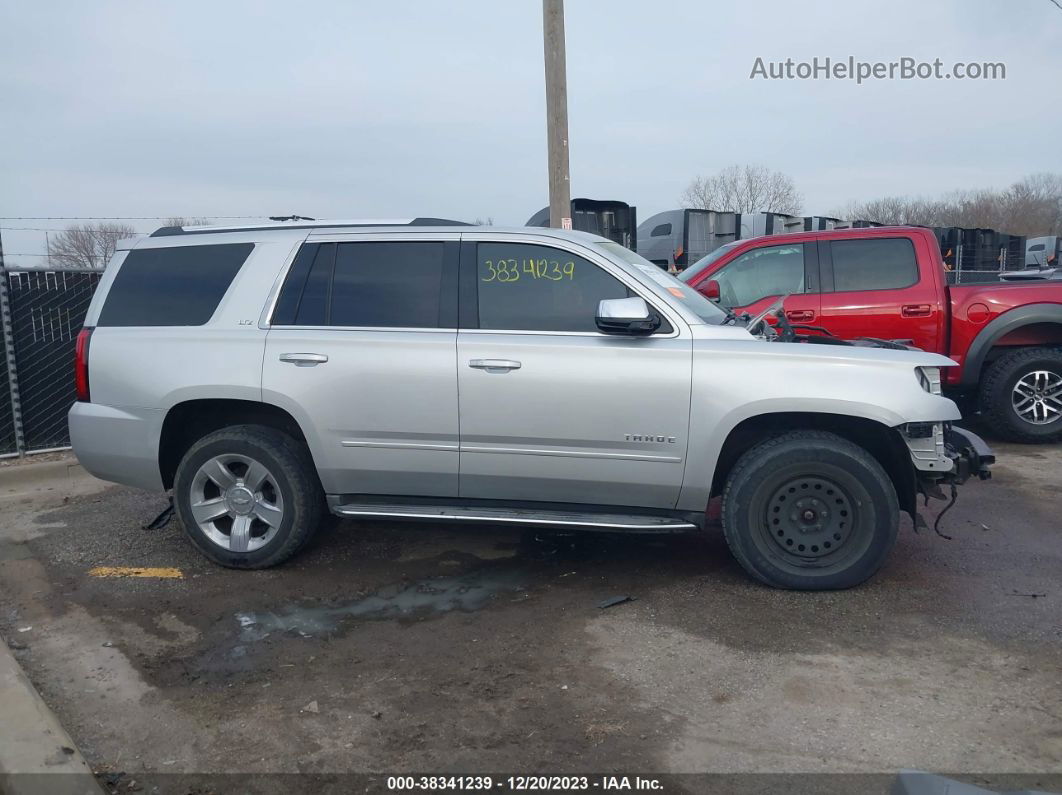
0,441,1059,795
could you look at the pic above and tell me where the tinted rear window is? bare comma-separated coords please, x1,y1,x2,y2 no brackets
331,242,444,327
273,241,447,328
97,244,253,326
830,238,919,292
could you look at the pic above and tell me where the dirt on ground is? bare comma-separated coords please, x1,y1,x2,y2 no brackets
0,442,1060,795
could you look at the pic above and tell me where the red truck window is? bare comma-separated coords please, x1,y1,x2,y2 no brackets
828,238,919,292
712,244,806,306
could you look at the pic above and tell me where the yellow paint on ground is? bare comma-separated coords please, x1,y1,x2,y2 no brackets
88,566,184,579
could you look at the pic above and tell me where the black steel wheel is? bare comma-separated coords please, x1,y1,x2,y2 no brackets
762,475,861,561
722,430,899,590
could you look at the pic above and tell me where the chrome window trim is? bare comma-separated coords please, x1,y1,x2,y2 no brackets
457,328,677,339
268,325,452,334
258,240,307,329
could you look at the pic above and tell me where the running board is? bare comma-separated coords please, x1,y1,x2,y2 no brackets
329,502,697,532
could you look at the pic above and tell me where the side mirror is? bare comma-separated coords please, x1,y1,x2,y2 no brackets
595,297,660,336
702,279,721,301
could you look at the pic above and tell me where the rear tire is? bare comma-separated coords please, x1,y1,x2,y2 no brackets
173,424,323,568
721,430,899,590
979,347,1062,443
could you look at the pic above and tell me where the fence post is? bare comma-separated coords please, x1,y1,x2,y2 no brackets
0,267,25,455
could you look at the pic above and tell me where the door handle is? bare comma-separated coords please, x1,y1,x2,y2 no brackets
469,359,522,371
279,353,329,367
901,304,932,317
785,309,816,323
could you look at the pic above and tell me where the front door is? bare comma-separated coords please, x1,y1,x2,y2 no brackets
263,237,460,497
456,236,692,509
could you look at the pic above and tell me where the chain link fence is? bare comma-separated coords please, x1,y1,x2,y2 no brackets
0,267,102,456
944,269,1006,285
0,274,19,456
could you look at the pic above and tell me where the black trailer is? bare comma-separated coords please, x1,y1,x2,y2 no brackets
525,199,638,251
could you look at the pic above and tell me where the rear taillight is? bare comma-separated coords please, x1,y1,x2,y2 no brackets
75,327,93,402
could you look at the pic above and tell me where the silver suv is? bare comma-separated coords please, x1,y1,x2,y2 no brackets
69,220,992,589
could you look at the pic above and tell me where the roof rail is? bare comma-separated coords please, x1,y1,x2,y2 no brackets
149,217,471,237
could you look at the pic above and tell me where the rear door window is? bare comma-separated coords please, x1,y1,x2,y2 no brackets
273,241,451,328
97,243,253,326
828,238,919,291
331,242,444,327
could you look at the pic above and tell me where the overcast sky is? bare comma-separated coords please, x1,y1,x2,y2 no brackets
1,0,1059,264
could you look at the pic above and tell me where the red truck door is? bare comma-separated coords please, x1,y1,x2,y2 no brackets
694,241,820,326
816,234,945,351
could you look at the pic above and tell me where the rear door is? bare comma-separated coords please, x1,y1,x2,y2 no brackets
817,234,945,351
262,235,460,497
699,241,820,326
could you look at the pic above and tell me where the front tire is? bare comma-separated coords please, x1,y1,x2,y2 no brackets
979,346,1062,443
173,425,324,568
721,431,899,590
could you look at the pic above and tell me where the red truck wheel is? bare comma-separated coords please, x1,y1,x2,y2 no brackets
980,347,1062,443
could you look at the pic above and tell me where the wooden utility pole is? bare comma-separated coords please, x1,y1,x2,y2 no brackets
543,0,571,229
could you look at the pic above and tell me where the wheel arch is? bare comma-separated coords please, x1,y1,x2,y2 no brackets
158,398,313,490
962,304,1062,388
708,412,917,519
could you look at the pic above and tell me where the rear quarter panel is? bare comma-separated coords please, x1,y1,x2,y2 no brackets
78,237,301,488
89,238,300,411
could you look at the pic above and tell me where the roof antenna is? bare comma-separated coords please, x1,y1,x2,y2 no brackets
268,215,316,222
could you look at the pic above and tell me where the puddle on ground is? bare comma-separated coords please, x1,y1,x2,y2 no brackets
236,567,528,640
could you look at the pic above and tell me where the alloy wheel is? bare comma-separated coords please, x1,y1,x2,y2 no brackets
189,454,285,552
1012,370,1062,425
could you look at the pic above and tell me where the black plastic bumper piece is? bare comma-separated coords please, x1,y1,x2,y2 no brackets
945,425,995,483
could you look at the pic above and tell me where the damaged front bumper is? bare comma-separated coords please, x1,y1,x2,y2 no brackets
903,423,994,536
904,422,994,485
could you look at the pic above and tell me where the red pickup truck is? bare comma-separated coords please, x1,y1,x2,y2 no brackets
678,226,1062,442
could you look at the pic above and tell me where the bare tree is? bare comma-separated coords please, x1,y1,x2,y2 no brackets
164,217,213,228
48,222,136,269
472,216,494,226
837,173,1062,236
682,165,802,214
833,196,953,226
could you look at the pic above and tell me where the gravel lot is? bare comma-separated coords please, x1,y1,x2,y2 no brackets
0,442,1060,794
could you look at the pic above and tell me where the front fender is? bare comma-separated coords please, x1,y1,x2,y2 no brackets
677,398,956,513
676,340,962,512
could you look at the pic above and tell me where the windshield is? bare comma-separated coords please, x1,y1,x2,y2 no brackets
677,242,739,283
596,242,728,325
